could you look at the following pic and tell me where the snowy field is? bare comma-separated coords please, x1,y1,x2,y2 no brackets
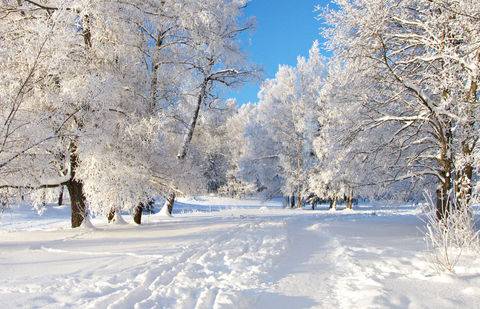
1,198,480,309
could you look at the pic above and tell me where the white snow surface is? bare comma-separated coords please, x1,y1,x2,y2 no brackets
1,197,479,309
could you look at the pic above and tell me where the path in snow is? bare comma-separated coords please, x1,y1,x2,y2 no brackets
1,199,479,308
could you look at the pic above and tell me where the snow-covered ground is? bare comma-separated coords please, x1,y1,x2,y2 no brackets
1,197,479,309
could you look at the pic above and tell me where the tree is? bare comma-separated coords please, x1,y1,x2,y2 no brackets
320,0,480,219
1,0,257,226
175,0,255,160
235,42,326,205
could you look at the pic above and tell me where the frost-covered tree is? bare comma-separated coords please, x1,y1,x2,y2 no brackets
175,0,256,160
311,59,428,210
236,42,326,206
0,0,255,227
218,103,258,197
320,0,480,218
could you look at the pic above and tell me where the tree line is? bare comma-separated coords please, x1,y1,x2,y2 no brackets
1,0,479,227
1,0,254,227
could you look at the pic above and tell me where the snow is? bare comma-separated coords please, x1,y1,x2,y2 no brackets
1,198,479,308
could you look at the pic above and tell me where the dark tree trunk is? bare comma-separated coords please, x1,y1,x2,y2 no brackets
290,193,295,208
165,192,176,215
41,190,46,207
57,185,64,206
435,119,454,221
329,196,337,210
107,207,116,223
133,204,143,224
436,163,452,221
66,179,87,228
67,141,87,228
177,80,209,159
346,190,353,210
436,177,451,221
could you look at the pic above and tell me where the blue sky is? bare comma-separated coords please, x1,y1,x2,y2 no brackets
228,0,331,105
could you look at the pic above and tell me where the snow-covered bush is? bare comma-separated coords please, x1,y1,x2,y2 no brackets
423,197,480,273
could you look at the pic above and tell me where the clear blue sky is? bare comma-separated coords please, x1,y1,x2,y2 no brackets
229,0,331,105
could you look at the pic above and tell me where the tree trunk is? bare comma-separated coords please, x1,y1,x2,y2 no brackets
133,204,143,224
149,30,168,113
177,80,209,159
436,187,448,221
67,140,87,228
436,122,453,221
107,207,115,223
290,193,295,208
455,78,477,209
329,196,337,211
66,179,87,228
165,192,176,215
346,189,353,210
64,13,91,229
297,192,302,209
436,165,452,221
57,185,64,206
41,190,46,207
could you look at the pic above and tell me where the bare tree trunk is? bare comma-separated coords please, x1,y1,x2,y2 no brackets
133,204,143,224
149,30,168,113
436,123,453,221
436,183,450,221
107,207,115,223
297,191,302,209
346,189,353,210
165,192,176,215
58,185,64,206
177,80,209,159
436,158,452,221
66,179,87,228
41,190,46,207
67,141,87,228
290,193,295,208
455,77,477,209
329,196,337,211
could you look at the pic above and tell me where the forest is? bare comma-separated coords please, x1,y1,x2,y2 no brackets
1,0,480,308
